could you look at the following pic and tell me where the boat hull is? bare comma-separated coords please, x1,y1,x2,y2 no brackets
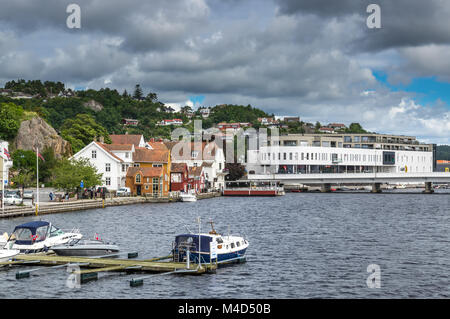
187,248,247,264
52,244,120,257
223,190,279,196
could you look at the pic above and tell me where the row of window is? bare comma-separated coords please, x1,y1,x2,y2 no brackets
262,152,382,163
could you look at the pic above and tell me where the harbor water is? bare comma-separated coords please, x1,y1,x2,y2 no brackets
0,191,449,298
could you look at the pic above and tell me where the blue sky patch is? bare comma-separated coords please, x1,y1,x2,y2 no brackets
372,70,450,108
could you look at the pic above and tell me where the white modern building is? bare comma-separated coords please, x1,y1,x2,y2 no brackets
247,145,434,175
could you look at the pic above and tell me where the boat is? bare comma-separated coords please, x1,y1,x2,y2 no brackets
0,249,20,263
223,180,285,196
179,191,197,202
52,238,120,257
5,221,83,254
173,221,248,265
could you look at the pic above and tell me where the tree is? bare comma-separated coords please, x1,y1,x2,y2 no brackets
346,123,367,133
61,114,111,153
11,171,34,195
225,163,246,181
146,92,158,102
133,84,143,100
0,102,24,140
52,158,103,193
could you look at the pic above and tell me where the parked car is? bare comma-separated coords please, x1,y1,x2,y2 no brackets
4,194,23,205
23,190,34,199
116,187,131,197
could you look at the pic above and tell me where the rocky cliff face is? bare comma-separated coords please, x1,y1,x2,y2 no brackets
83,99,104,112
14,117,72,158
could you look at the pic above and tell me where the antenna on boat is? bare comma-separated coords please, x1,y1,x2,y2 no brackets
207,219,217,235
197,216,202,270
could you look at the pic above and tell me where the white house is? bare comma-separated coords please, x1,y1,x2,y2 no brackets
72,142,125,191
0,141,13,190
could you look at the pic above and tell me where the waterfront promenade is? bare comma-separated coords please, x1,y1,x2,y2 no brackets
0,192,221,219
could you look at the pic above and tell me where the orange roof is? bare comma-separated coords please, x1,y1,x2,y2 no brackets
126,166,163,178
148,141,168,151
188,166,204,177
95,142,123,162
110,134,143,147
102,144,134,151
133,147,169,163
171,163,188,173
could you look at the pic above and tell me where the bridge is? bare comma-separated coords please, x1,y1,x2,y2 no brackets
247,172,450,193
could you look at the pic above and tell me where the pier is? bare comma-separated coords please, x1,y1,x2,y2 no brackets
0,252,217,286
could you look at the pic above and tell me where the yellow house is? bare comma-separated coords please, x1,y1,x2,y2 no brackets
127,144,171,196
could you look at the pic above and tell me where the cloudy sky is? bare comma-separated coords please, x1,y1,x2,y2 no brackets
1,0,449,144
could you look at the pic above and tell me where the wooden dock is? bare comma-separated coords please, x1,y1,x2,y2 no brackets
0,252,217,286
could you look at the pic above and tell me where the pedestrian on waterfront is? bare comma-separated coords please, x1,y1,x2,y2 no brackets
49,192,53,201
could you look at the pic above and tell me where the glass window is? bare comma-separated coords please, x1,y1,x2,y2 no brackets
344,136,352,143
136,174,141,183
106,177,111,186
92,150,97,159
12,228,33,241
105,163,111,172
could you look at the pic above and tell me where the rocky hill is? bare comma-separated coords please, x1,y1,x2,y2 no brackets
14,116,72,158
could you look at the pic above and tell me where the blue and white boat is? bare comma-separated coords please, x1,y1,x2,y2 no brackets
5,221,83,254
173,222,248,265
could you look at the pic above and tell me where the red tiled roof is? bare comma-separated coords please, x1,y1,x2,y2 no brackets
171,163,188,173
133,147,169,163
95,142,123,162
126,166,163,178
102,144,134,151
110,134,143,147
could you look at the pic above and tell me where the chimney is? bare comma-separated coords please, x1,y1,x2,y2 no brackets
99,136,104,143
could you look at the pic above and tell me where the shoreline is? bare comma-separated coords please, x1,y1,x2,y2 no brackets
0,192,222,219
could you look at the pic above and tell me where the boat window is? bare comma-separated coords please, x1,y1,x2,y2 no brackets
36,226,48,240
236,242,240,247
12,228,33,241
50,226,63,237
216,237,223,244
230,243,235,249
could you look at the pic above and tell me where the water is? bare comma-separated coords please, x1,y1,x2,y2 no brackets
0,192,449,299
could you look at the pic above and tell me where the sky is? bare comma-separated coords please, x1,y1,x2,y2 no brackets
0,0,449,144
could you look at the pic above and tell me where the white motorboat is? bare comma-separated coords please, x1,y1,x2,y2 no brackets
179,192,197,202
0,249,20,263
6,221,83,253
52,238,120,257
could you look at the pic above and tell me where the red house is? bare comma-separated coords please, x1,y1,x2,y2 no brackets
170,163,189,192
188,166,206,193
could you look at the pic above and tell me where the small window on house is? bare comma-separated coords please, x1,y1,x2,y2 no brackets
105,163,111,172
92,150,97,159
105,177,111,186
136,174,141,183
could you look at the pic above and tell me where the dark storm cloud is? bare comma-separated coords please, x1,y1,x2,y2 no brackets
275,0,450,51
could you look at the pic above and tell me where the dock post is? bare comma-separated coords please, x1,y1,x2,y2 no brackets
371,183,382,193
423,182,434,194
321,183,331,193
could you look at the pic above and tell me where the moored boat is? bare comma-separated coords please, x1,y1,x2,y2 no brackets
173,221,248,265
52,238,120,257
223,180,285,196
179,191,197,202
5,221,83,254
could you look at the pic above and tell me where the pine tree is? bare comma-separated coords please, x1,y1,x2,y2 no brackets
133,84,143,100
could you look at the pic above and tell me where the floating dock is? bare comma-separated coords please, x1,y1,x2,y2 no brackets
0,252,217,286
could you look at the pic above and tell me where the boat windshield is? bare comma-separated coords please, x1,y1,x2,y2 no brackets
49,225,64,237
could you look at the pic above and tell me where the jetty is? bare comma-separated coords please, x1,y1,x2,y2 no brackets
0,252,217,287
